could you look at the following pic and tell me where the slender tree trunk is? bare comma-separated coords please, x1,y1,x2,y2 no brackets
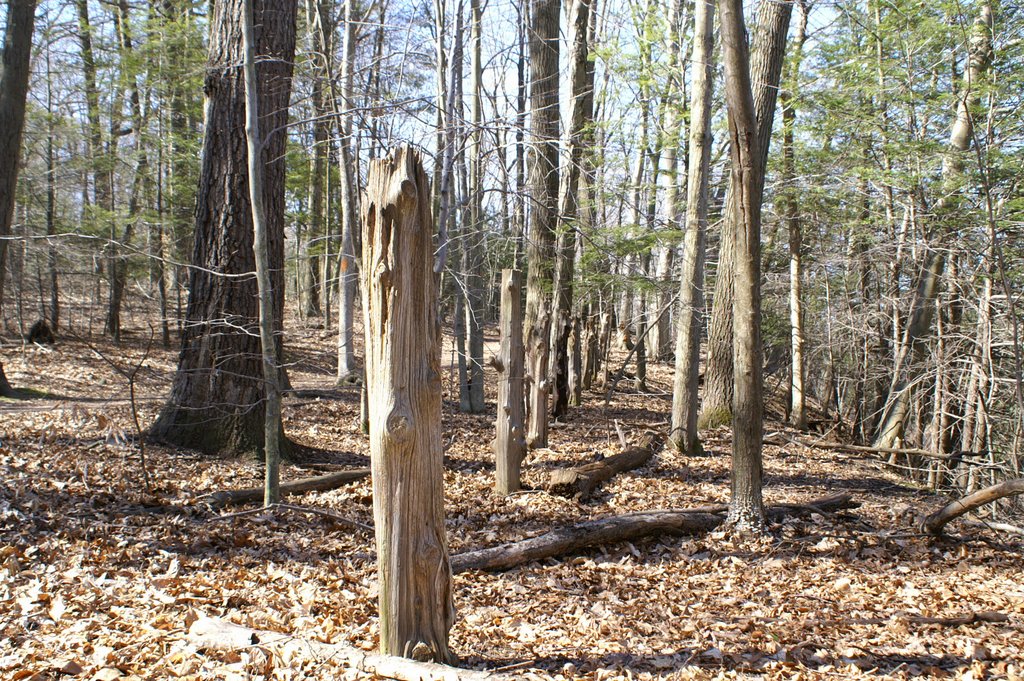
463,0,486,413
335,0,359,382
701,0,793,428
302,1,328,322
719,0,767,530
44,40,59,330
783,0,809,429
0,0,38,313
240,0,283,503
524,0,561,449
362,147,453,663
551,0,594,419
150,0,297,455
670,0,714,455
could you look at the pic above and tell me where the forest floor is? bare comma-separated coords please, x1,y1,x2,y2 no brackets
1,319,1022,681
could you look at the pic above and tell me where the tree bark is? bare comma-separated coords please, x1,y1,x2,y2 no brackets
462,0,486,413
0,0,38,312
241,0,283,503
782,1,809,429
551,0,594,420
701,0,793,428
362,146,453,663
335,0,359,382
719,0,768,530
495,270,527,495
670,0,714,455
523,0,561,449
150,0,297,456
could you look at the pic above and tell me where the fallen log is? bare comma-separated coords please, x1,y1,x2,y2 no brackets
198,469,370,507
187,616,497,680
547,432,662,498
922,478,1024,535
452,493,858,573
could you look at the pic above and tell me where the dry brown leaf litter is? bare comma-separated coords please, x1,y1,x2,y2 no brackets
1,327,1022,680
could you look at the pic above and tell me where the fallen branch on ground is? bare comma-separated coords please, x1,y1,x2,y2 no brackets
770,435,988,462
187,616,498,680
922,478,1024,535
547,432,662,499
848,611,1009,627
196,469,370,507
452,493,858,573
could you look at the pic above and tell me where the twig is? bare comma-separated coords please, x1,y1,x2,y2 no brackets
69,327,155,492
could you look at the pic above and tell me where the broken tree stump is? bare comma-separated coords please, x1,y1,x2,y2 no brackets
494,269,526,495
922,478,1024,535
199,469,370,507
452,493,858,573
362,145,453,663
547,432,662,498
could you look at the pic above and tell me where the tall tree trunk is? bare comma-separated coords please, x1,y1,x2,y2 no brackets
462,0,486,413
362,146,453,663
701,0,793,428
782,0,809,429
302,0,328,322
719,0,767,530
150,0,297,456
0,0,38,314
44,36,59,330
240,0,283,503
670,0,714,455
551,0,594,419
874,0,994,449
523,0,561,449
335,0,360,382
105,0,149,341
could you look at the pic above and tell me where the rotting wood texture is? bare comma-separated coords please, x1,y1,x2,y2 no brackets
362,145,454,663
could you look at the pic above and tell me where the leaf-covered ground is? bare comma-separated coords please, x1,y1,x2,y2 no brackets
1,326,1022,680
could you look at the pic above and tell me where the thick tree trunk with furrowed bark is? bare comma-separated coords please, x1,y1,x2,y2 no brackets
149,0,296,456
362,146,453,663
0,0,38,312
523,0,561,449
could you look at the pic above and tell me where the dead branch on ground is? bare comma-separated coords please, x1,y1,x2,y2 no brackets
547,432,662,499
922,478,1024,535
452,493,858,573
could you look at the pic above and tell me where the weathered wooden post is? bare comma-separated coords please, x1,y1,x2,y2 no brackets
495,269,526,495
362,145,453,662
